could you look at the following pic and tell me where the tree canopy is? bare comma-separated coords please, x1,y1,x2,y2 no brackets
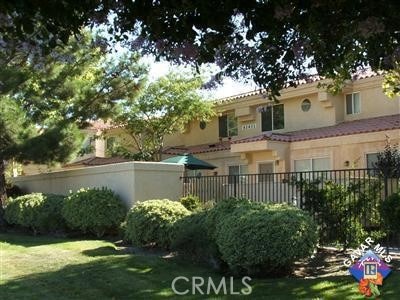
3,1,400,98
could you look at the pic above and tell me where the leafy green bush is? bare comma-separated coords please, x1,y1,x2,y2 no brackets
171,210,221,267
215,203,318,276
381,192,400,233
4,193,65,234
171,198,251,271
125,199,190,249
179,194,201,211
62,187,126,237
298,180,380,248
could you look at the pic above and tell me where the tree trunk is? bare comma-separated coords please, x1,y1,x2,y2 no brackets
0,160,7,230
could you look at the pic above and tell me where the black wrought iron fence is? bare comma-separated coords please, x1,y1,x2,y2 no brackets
181,169,400,247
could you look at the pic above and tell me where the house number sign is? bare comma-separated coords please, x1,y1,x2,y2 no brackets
241,124,256,130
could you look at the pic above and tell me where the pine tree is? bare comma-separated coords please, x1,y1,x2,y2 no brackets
0,33,147,228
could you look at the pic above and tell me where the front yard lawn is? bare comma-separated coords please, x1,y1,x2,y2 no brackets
0,233,398,299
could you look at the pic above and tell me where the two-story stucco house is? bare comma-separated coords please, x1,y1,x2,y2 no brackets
19,73,400,177
162,74,400,177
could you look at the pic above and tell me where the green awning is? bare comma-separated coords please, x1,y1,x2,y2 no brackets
162,153,216,170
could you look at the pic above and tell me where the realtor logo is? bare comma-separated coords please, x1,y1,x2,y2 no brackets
349,250,391,297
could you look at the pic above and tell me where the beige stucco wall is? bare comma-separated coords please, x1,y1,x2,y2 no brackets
343,77,400,121
193,151,243,176
13,162,184,207
290,129,400,171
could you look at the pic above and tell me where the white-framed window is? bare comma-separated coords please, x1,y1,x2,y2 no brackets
346,92,361,115
261,104,284,131
219,112,238,137
228,164,248,184
258,162,274,182
294,157,331,172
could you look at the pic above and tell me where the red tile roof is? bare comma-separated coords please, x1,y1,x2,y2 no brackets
64,156,132,167
163,141,232,155
233,114,400,144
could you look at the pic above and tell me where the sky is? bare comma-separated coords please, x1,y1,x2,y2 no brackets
140,56,259,100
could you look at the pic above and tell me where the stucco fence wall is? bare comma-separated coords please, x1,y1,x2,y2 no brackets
12,162,185,208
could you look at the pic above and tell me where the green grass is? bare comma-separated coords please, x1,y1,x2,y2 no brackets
0,233,398,299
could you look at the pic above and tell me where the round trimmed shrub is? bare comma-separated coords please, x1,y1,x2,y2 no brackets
125,199,190,249
4,193,65,234
62,187,126,237
215,203,318,276
180,195,201,211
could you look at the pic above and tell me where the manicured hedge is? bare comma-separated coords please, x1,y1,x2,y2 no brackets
179,194,201,211
215,203,318,276
171,198,317,276
125,199,190,249
62,187,126,237
4,193,65,234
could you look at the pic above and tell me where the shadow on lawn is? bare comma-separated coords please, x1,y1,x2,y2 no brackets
3,251,398,299
82,246,128,257
0,232,75,247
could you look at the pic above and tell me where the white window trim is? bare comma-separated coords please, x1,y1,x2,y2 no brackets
292,156,332,172
345,91,361,115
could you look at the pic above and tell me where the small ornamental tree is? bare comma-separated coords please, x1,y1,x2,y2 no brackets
113,73,215,161
374,141,400,179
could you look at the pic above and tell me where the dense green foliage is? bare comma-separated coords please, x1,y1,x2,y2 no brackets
5,1,400,99
179,194,201,211
205,197,252,240
171,198,317,276
0,32,146,210
125,199,190,249
4,193,65,234
374,142,400,178
381,192,400,233
62,188,126,237
171,198,251,270
171,211,221,267
297,179,381,248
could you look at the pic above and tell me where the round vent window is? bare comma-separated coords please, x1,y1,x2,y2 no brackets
301,99,311,112
199,121,207,130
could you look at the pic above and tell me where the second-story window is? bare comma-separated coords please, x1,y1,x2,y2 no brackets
219,112,238,137
346,92,361,115
261,104,284,131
